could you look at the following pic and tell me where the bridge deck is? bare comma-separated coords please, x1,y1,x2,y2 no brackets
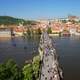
39,32,63,80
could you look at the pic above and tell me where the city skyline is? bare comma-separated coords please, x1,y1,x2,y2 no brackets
0,0,80,19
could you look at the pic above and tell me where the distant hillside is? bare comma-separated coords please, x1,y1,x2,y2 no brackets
0,16,36,25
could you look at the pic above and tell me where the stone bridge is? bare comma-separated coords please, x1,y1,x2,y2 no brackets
38,31,63,80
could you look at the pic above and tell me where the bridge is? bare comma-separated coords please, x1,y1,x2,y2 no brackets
39,30,63,80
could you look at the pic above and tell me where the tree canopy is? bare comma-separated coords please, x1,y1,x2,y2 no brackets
0,59,23,80
0,56,41,80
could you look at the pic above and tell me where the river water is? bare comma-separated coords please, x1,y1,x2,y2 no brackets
0,36,80,80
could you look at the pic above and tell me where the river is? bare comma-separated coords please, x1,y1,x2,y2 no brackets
0,36,80,80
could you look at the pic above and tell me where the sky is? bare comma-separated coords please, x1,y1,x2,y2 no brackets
0,0,80,19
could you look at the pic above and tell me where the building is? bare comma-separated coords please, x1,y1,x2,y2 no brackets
0,25,11,37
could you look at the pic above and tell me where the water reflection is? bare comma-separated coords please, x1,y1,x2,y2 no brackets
22,36,27,50
11,37,16,47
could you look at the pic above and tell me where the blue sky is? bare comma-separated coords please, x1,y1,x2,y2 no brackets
0,0,80,19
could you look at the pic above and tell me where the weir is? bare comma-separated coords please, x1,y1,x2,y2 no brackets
39,30,63,80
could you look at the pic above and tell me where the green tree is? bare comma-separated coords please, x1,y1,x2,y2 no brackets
62,20,67,23
23,64,33,80
47,27,52,34
22,55,41,80
0,59,23,80
0,64,6,80
32,56,41,79
5,59,23,80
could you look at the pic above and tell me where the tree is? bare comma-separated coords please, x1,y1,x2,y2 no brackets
23,64,33,80
0,59,23,80
32,56,41,79
22,55,41,80
0,64,6,80
47,27,52,34
5,59,23,80
62,20,67,23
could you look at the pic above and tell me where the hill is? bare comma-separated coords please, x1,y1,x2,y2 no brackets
0,16,36,25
